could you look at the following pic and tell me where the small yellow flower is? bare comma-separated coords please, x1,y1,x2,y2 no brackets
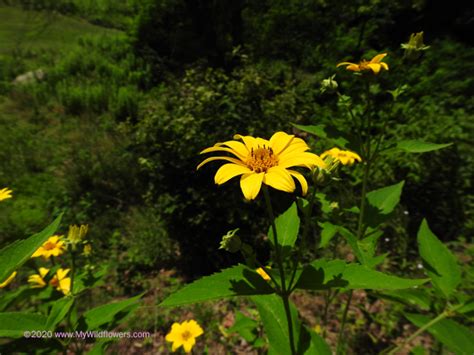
83,243,92,256
0,271,17,288
321,148,362,166
337,53,389,74
256,267,271,281
31,235,66,259
313,324,322,334
166,320,204,353
67,224,89,247
27,268,71,295
0,187,13,201
198,132,326,200
28,267,50,288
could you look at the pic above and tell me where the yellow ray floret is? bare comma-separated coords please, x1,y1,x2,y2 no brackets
166,320,204,353
0,271,17,288
321,147,362,166
197,131,326,200
0,187,13,201
337,53,389,74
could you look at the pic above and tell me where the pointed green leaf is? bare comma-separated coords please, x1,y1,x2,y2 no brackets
396,140,452,153
0,312,48,338
301,327,332,355
0,214,62,283
364,181,404,227
268,202,300,253
292,123,349,147
405,313,474,354
83,294,143,330
381,289,431,311
160,265,274,307
45,296,74,330
295,259,348,290
417,219,461,298
318,222,338,248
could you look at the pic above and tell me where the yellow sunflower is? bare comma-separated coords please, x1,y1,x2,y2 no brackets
28,267,49,288
321,147,362,166
166,320,204,353
0,271,17,288
0,187,13,201
27,268,71,295
31,235,66,259
197,131,326,200
337,53,389,74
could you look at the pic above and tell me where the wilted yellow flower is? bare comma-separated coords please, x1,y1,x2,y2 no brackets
67,224,89,247
0,271,17,288
166,320,204,353
256,267,271,281
337,53,389,74
31,235,66,259
28,267,49,288
198,132,326,200
321,148,362,166
0,187,13,201
28,268,71,295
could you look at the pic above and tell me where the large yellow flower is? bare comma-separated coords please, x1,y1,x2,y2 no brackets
0,187,13,201
337,53,389,74
166,319,204,353
0,271,17,288
31,235,66,259
28,268,71,295
197,132,326,200
321,147,362,166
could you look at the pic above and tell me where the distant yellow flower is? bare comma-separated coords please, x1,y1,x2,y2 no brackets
50,268,71,295
67,224,89,247
83,243,92,256
0,271,17,288
198,132,326,200
166,320,204,353
321,148,362,166
313,324,322,334
28,267,49,288
0,187,13,201
28,268,71,295
31,235,66,259
256,267,271,281
337,53,389,74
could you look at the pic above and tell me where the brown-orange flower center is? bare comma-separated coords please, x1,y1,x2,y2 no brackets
181,330,192,341
43,242,56,250
246,146,278,173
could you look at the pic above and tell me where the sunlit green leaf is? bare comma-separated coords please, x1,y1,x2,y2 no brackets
45,297,74,330
318,222,339,248
395,140,452,153
364,181,404,227
268,202,300,253
0,312,47,338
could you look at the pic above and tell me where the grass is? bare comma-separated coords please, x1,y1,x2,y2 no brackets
0,5,120,55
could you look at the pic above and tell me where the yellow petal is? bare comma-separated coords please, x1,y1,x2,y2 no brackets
197,156,246,170
200,146,246,161
287,170,309,195
0,271,17,288
367,63,381,74
234,134,259,151
370,53,387,63
39,267,50,278
336,61,357,67
59,277,71,295
277,138,310,159
380,62,389,71
279,152,326,169
215,140,249,158
214,163,252,184
56,268,70,280
269,131,294,155
183,338,196,353
240,172,264,200
263,167,295,193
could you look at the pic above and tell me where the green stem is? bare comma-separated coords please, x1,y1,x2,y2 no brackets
263,186,296,355
336,290,353,355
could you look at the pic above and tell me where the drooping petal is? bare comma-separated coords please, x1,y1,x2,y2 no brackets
370,53,387,63
200,146,246,161
279,152,326,169
263,166,296,193
214,163,252,184
346,64,361,72
288,170,309,195
197,156,246,170
269,131,294,155
367,63,381,74
337,61,357,67
380,62,389,71
240,172,264,200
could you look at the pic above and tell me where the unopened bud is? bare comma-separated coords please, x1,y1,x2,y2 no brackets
320,75,338,93
401,31,430,60
219,228,242,253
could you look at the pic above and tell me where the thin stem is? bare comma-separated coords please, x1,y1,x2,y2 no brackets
336,290,353,355
262,186,296,355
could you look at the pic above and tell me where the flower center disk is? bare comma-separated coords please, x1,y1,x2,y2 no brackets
181,330,192,341
246,146,278,173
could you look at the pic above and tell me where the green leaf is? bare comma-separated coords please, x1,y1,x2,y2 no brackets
292,123,349,147
45,296,74,330
342,265,428,290
82,294,143,330
295,259,348,290
405,313,474,354
338,227,366,264
0,312,48,338
0,214,62,283
364,181,404,227
417,219,461,298
301,327,332,355
227,311,258,343
160,265,274,307
395,140,452,153
381,289,431,311
268,202,300,253
318,222,338,248
252,294,300,355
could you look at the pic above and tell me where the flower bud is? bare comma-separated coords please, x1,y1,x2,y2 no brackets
401,31,430,60
219,228,242,253
320,75,338,93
